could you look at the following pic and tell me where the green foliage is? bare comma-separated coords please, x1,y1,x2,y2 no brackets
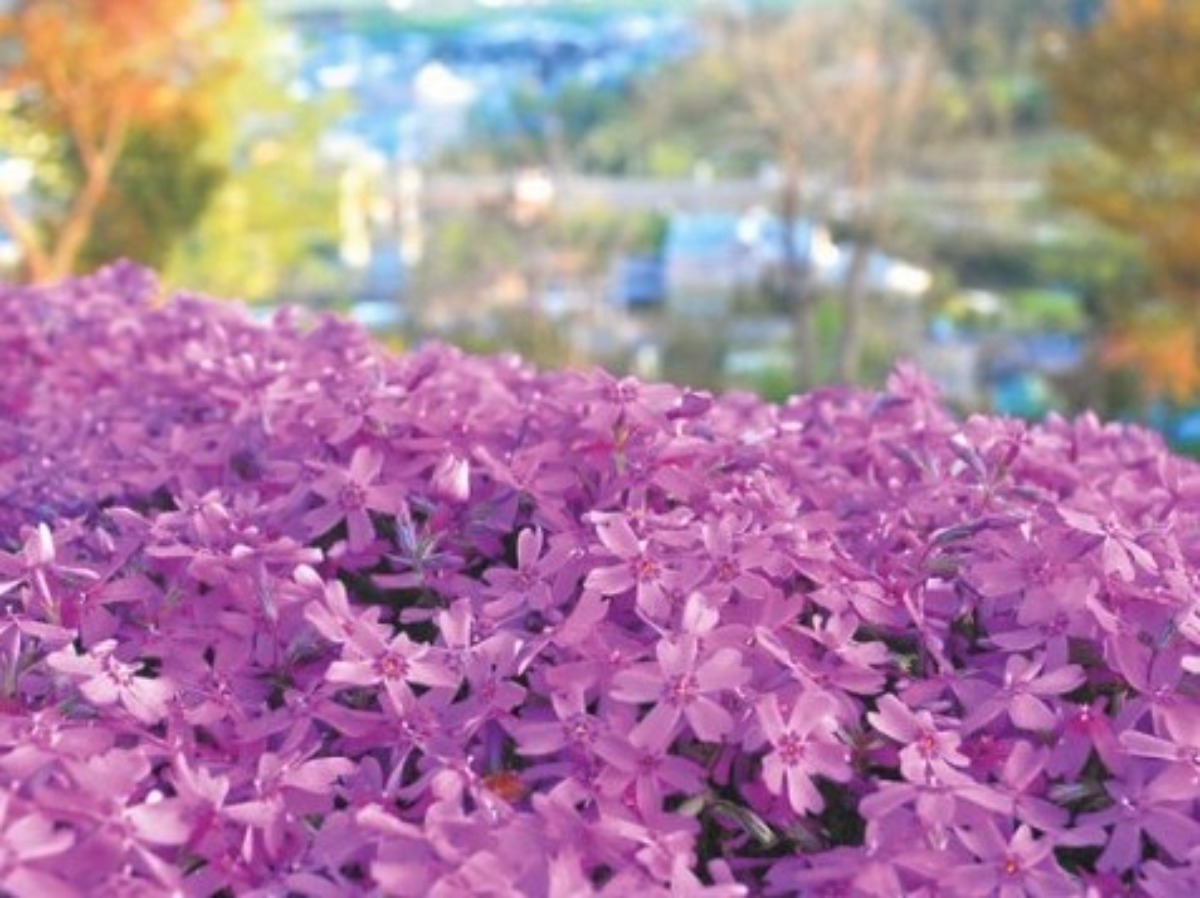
162,5,343,302
1029,228,1150,326
642,142,697,179
1006,289,1085,331
597,53,752,177
905,0,1073,134
738,366,796,404
166,134,339,303
80,112,224,272
661,321,726,390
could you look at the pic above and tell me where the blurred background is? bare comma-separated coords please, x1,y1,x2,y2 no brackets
2,0,1199,448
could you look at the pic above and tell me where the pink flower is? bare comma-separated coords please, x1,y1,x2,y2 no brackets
46,639,173,724
585,513,675,611
613,633,750,744
868,694,972,785
325,627,459,707
0,794,78,898
303,445,405,551
959,653,1086,734
1058,507,1157,582
946,821,1073,897
756,690,851,816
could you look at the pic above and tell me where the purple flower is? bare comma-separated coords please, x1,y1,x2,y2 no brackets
1079,764,1200,872
0,523,99,621
1110,631,1186,729
430,453,471,502
585,513,675,612
594,727,706,823
958,653,1086,734
46,639,173,723
478,527,570,623
0,794,78,898
1048,698,1123,780
303,445,405,551
869,694,973,785
325,626,459,706
1058,507,1157,582
8,266,1200,892
756,689,851,816
695,517,777,604
612,632,750,744
509,683,607,758
1121,705,1200,796
946,821,1074,897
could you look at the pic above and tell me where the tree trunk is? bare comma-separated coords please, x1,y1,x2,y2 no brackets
0,99,130,284
836,239,872,384
44,154,117,282
791,279,817,391
0,190,50,282
779,170,816,391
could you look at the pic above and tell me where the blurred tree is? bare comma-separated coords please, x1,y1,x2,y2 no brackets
590,52,748,177
451,50,751,180
0,0,233,282
414,199,663,370
496,78,617,172
415,206,524,320
822,6,935,383
719,8,824,389
906,0,1073,138
1044,0,1200,400
720,0,939,388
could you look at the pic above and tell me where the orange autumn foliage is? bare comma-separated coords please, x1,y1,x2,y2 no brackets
1045,0,1200,399
0,0,236,282
1104,318,1200,403
1045,0,1200,305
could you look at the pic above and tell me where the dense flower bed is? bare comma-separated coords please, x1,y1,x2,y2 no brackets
3,263,1200,896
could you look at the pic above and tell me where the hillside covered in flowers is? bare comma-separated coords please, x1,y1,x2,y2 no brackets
1,264,1199,896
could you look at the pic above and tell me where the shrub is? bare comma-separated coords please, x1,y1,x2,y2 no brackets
2,263,1199,895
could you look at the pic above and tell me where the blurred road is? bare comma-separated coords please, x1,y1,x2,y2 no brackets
423,173,1041,231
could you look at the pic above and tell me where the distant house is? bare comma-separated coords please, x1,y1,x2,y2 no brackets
662,213,759,318
662,209,932,318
